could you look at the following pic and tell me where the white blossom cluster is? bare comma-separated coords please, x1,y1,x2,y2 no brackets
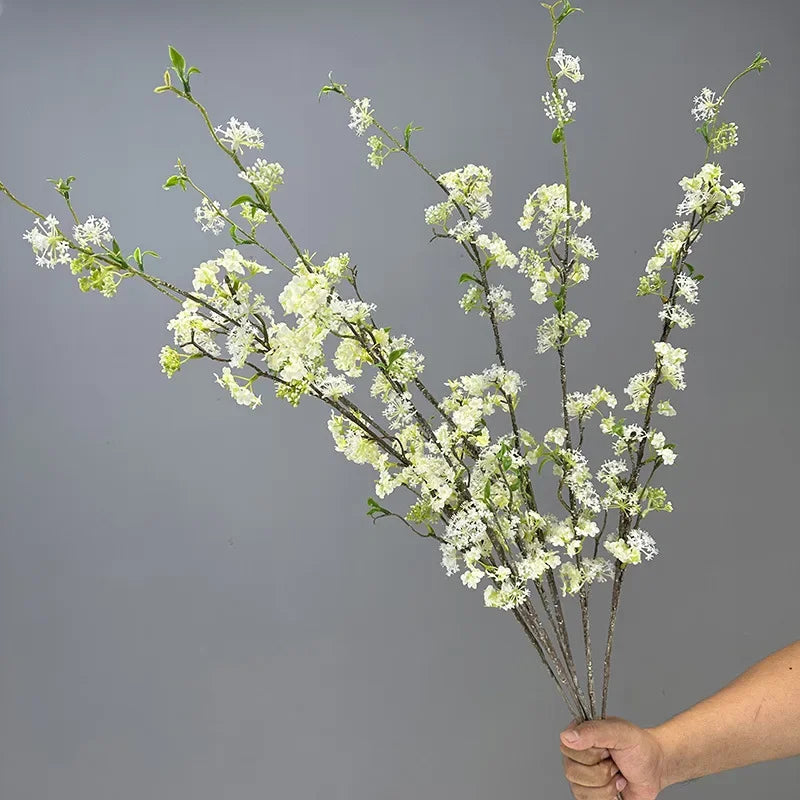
348,97,374,136
238,159,284,198
691,87,723,122
676,163,744,220
566,385,617,421
536,310,591,354
518,182,591,244
428,163,493,235
214,117,264,154
542,87,577,124
23,213,130,298
551,48,585,83
23,215,71,268
604,529,658,565
194,197,228,235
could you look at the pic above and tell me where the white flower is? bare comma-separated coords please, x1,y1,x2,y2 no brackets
494,565,512,583
542,87,576,123
654,341,687,390
238,159,284,197
192,260,220,291
624,369,657,412
530,281,548,304
559,563,585,595
658,303,695,329
622,424,646,442
657,399,677,417
215,117,264,153
596,459,626,484
214,366,262,409
348,97,374,136
449,218,482,243
438,164,494,219
461,568,485,589
239,201,268,227
73,215,113,248
484,285,515,322
316,373,354,401
675,274,700,304
194,197,228,235
691,87,723,122
545,427,568,448
440,543,460,576
424,200,455,227
226,321,257,368
582,557,614,584
659,448,677,465
551,48,585,83
628,529,658,559
475,232,518,268
23,214,71,268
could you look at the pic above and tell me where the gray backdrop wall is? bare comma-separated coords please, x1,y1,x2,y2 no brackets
1,0,798,798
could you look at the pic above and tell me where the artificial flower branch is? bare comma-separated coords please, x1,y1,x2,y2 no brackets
2,3,769,773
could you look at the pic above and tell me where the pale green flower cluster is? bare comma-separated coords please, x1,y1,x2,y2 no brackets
536,310,591,354
604,529,658,565
238,159,284,198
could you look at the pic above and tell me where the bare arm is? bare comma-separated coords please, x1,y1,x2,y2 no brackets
650,638,800,789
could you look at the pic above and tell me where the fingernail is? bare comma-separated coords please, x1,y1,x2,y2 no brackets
616,777,627,791
560,730,579,743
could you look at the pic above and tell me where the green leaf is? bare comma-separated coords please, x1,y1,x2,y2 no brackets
162,175,180,189
318,71,348,101
556,3,582,23
111,238,121,255
230,194,256,207
694,273,705,281
553,295,565,314
552,127,564,144
459,272,479,284
387,348,406,367
168,46,186,76
749,52,770,72
142,250,159,259
366,497,392,521
132,247,142,266
403,122,423,151
186,66,201,77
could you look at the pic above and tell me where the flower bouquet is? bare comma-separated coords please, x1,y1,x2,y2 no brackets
0,1,769,794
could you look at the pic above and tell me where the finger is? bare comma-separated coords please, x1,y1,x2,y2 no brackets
563,755,620,788
560,742,611,765
560,716,641,752
567,773,627,800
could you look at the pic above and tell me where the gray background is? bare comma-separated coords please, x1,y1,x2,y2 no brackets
1,0,798,798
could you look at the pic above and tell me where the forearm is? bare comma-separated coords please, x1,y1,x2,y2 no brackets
647,640,800,789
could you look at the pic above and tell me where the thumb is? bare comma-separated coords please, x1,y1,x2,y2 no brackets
559,717,641,752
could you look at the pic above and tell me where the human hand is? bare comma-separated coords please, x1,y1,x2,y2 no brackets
559,717,667,800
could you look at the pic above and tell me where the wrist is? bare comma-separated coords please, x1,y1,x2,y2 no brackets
645,722,682,791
